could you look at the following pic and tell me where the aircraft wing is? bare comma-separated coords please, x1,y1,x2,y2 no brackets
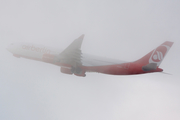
58,34,84,67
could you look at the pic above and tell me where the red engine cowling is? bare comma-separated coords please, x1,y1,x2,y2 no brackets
61,67,73,75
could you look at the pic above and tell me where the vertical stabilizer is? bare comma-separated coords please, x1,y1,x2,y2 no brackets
135,41,174,67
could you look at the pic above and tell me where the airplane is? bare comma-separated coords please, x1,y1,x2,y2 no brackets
7,35,174,77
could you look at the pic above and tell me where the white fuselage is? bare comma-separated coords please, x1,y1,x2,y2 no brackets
7,42,126,67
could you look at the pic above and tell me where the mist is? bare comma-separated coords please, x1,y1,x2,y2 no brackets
0,0,180,120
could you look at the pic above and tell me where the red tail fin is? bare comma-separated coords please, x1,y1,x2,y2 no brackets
135,41,174,66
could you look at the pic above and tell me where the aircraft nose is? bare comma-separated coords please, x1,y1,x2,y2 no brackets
6,43,15,53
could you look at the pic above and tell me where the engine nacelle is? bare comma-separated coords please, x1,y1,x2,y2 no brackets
72,67,86,77
68,67,86,77
61,67,73,75
74,73,86,77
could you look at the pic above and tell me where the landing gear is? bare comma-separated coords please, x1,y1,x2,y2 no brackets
71,67,86,77
71,67,75,73
71,67,82,74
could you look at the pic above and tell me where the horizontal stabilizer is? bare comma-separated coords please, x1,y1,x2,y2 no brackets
142,63,157,71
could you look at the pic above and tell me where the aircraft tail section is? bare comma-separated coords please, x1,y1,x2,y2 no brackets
135,41,174,67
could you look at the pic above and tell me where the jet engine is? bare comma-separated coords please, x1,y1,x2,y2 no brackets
60,67,73,75
60,67,86,76
71,67,86,77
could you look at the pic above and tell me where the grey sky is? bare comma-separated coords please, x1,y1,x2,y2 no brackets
0,0,180,120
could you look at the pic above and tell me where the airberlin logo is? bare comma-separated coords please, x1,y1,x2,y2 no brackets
149,45,170,65
152,51,164,62
22,45,51,54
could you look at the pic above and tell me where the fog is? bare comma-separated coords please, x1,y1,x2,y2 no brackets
0,0,180,120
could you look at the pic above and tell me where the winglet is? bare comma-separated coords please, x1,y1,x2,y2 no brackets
67,34,84,49
78,34,84,40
